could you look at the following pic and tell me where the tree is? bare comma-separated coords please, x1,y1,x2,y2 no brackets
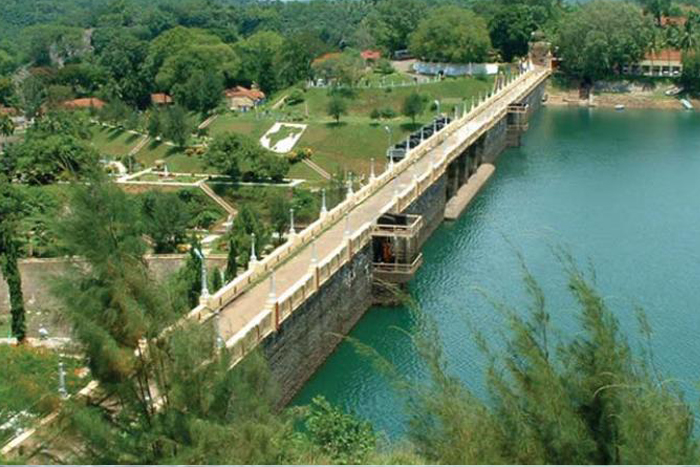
409,6,492,64
228,204,267,267
681,47,700,94
406,261,699,464
19,75,46,119
305,396,377,464
224,238,238,282
147,27,239,95
205,132,289,182
2,112,98,184
556,1,652,82
234,31,284,93
0,113,14,153
327,95,347,123
269,193,291,240
178,236,204,309
172,68,223,114
162,104,192,148
210,267,223,293
489,5,541,62
0,177,26,342
141,191,190,254
402,92,426,124
362,0,427,53
0,76,14,106
637,0,671,25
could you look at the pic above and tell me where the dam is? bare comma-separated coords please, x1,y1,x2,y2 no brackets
189,64,551,404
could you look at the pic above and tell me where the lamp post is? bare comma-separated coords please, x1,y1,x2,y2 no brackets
346,174,354,198
310,239,318,265
58,357,68,399
384,125,392,165
214,311,223,349
193,248,209,299
268,272,276,300
344,212,351,237
250,233,257,264
289,208,296,236
370,158,376,180
320,189,327,216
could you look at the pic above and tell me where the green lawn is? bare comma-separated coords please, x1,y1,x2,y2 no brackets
287,161,327,184
207,113,273,139
136,140,211,174
302,75,494,118
89,125,142,158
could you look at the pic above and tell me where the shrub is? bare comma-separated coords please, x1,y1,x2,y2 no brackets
379,107,397,119
286,89,305,105
370,108,381,120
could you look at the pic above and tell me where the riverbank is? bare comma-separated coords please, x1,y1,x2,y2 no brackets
546,84,699,110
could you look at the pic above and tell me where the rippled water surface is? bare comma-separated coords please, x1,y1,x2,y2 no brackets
293,106,700,438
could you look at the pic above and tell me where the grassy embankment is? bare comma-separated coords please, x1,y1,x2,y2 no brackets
209,74,494,178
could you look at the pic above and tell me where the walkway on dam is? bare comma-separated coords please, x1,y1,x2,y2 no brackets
216,66,550,345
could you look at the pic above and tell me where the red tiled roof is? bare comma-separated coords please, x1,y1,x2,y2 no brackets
660,16,687,27
62,98,106,109
224,86,265,100
0,106,18,116
361,50,382,61
644,49,682,62
312,52,341,65
151,93,173,104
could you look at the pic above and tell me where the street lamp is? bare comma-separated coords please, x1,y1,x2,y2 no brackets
289,208,296,236
384,125,393,163
58,357,68,399
193,248,209,299
320,189,327,216
250,233,257,264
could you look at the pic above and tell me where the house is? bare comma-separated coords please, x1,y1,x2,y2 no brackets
361,49,382,63
624,49,683,77
61,97,106,110
224,85,266,112
151,93,173,106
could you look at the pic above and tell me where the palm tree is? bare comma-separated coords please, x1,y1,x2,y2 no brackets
0,114,14,153
678,16,699,51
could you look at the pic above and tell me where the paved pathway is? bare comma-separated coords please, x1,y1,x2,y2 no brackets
217,68,550,342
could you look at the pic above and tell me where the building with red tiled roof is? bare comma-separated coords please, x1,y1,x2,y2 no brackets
624,48,683,77
660,16,687,27
224,85,266,112
361,50,382,62
61,98,106,110
151,93,173,105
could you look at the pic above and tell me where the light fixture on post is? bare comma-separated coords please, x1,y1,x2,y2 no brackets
193,247,209,300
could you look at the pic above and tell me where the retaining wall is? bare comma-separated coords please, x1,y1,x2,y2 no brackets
0,256,227,337
262,244,374,405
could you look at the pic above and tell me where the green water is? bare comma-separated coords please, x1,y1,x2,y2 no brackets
294,106,700,438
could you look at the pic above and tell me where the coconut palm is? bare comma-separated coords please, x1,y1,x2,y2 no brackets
0,114,14,153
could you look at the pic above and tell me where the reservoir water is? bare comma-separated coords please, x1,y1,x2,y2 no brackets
294,106,700,438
